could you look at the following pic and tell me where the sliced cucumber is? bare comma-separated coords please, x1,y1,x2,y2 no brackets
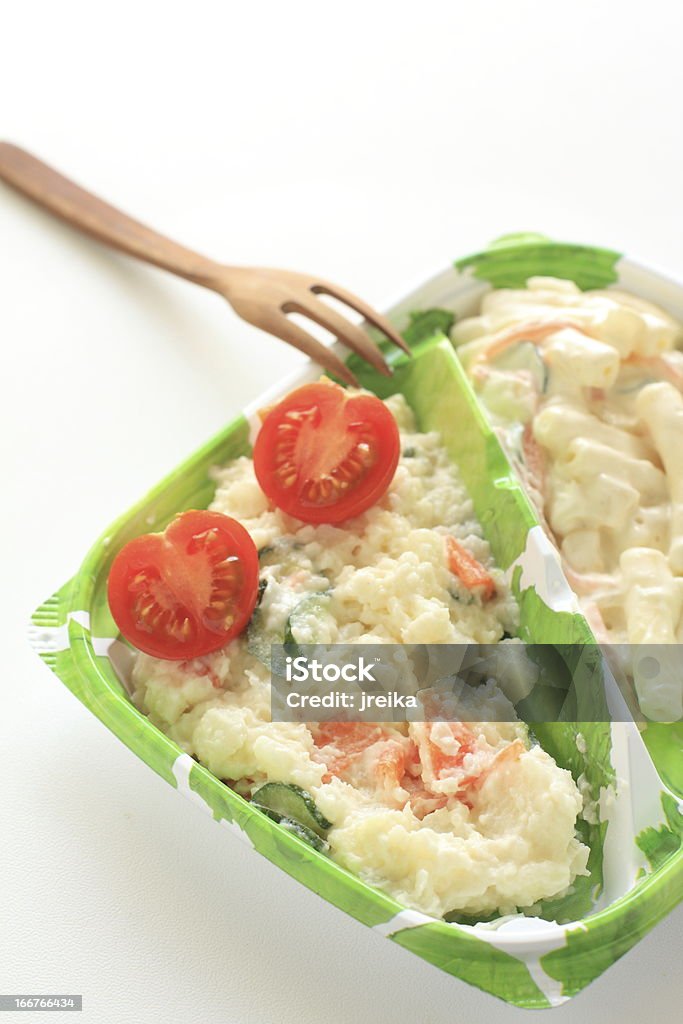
493,341,549,393
251,782,332,837
246,606,275,666
248,585,332,666
284,592,333,645
503,421,526,465
273,815,330,854
257,539,304,572
252,802,328,852
614,369,656,394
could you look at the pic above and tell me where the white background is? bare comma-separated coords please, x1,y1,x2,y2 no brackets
2,1,681,1021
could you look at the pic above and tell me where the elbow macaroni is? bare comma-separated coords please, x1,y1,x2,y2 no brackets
636,383,683,574
454,276,683,720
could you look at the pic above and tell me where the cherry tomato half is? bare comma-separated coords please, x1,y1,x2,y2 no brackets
253,380,400,524
108,510,259,660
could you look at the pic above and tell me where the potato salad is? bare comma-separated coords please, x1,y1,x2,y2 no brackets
109,383,589,919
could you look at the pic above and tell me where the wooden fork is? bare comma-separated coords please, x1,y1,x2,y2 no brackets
0,143,410,385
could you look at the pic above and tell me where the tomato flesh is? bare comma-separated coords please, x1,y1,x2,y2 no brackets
253,381,400,524
107,510,259,660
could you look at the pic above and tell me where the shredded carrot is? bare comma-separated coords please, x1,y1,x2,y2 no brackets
623,354,683,391
466,738,525,792
445,536,496,600
311,722,390,782
562,565,615,597
469,318,583,374
425,722,476,776
522,422,546,496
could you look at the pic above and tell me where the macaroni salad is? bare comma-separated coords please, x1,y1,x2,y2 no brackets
453,277,683,720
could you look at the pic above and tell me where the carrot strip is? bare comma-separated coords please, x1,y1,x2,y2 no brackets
623,354,683,391
469,318,583,373
466,739,525,792
445,536,496,600
522,422,546,497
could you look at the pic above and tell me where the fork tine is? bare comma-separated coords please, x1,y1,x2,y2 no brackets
311,282,412,356
285,298,392,377
266,314,359,386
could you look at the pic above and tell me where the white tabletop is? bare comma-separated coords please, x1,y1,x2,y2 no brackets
2,2,682,1021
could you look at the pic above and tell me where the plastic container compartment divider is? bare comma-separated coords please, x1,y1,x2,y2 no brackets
30,236,683,1009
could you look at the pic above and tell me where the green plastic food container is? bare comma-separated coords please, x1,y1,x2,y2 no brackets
30,236,683,1009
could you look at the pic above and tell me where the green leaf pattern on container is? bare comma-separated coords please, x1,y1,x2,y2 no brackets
455,233,621,291
636,792,683,871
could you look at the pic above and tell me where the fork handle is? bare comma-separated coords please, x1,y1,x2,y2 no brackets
0,142,226,290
